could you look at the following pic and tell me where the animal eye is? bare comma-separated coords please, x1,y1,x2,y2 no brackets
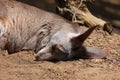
51,44,65,52
72,47,79,51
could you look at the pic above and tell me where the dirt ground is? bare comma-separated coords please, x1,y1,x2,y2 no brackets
0,0,120,80
0,28,120,80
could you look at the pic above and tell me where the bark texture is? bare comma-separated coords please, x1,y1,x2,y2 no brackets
55,0,113,34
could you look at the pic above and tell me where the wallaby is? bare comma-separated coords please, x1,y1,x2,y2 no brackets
0,0,107,61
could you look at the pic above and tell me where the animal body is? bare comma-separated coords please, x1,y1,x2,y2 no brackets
0,0,107,61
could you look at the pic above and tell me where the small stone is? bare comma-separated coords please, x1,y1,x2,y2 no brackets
91,59,103,63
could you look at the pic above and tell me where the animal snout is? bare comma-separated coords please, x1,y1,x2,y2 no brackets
35,52,54,61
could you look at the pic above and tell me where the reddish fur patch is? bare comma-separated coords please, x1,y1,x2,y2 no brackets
0,16,8,27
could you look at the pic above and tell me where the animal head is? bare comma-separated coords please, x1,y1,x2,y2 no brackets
35,26,107,61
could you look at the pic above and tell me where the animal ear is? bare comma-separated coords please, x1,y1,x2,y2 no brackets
72,26,98,44
85,47,107,59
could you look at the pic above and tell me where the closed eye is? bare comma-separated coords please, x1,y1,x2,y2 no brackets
72,47,79,51
52,44,66,53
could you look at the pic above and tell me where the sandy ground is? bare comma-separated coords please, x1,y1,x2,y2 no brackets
0,0,120,80
0,28,120,80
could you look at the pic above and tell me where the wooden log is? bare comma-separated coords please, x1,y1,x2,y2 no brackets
55,0,113,34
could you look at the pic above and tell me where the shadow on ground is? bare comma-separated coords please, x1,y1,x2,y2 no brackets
87,0,120,34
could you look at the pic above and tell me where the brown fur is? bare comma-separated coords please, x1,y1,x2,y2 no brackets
0,0,107,60
0,0,79,53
